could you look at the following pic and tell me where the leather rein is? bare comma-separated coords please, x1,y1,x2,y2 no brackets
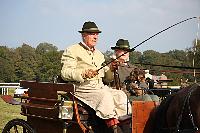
163,84,200,133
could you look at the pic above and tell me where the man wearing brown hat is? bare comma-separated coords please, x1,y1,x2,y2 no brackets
110,39,160,102
61,21,131,132
110,39,134,85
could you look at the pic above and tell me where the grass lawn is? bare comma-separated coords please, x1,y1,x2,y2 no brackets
0,88,26,132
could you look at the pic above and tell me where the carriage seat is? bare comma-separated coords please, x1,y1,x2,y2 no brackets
18,80,75,119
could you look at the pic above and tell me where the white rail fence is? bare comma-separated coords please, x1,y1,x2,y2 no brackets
0,83,20,95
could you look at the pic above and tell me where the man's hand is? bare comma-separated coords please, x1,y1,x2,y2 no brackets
82,69,98,79
109,58,126,71
110,60,119,71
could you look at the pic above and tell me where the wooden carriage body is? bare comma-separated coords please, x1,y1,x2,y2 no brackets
1,80,158,133
20,80,78,133
132,101,157,133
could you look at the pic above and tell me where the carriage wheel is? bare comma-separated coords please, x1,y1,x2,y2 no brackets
2,119,35,133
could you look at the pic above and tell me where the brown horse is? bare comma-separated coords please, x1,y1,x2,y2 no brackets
152,83,200,133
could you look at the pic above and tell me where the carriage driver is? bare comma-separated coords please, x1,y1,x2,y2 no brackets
61,21,131,132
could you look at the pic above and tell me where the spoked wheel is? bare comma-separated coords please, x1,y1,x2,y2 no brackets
2,119,35,133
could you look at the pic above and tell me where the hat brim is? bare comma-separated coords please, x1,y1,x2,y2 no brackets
78,30,102,33
111,46,131,52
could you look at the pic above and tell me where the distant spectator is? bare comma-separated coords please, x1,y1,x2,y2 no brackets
180,78,189,89
160,72,167,80
159,72,168,87
145,70,153,79
146,77,155,89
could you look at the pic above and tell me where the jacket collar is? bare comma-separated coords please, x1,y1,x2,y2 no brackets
79,42,95,52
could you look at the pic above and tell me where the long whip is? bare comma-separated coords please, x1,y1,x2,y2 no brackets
97,16,198,72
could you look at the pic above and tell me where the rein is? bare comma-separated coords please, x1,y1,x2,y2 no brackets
156,84,200,133
174,84,200,133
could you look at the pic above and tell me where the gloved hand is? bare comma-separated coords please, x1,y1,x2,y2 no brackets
110,60,120,71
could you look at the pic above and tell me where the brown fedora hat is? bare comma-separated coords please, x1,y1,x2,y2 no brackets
79,21,102,33
111,39,131,51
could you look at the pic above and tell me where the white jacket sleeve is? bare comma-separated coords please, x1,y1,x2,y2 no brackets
61,48,84,82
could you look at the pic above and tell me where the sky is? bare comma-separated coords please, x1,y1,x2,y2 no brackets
0,0,200,53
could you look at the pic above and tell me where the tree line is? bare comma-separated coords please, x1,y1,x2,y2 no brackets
0,40,200,85
0,43,62,82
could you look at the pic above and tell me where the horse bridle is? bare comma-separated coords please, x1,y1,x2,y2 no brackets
174,84,200,133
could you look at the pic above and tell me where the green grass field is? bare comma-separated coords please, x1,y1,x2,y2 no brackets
0,89,26,132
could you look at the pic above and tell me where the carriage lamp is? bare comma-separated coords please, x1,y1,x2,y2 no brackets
59,100,74,119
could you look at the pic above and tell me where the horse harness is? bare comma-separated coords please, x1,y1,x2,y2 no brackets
173,84,199,133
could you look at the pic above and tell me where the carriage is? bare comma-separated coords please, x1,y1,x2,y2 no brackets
1,80,158,133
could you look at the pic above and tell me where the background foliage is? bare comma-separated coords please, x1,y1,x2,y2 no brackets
0,40,200,85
